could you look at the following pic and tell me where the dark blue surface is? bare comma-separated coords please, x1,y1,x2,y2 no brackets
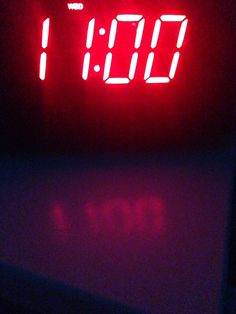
0,150,234,313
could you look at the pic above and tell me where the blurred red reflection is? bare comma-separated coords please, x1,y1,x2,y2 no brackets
51,202,71,233
85,196,165,235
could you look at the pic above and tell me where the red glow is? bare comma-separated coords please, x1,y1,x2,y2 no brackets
86,18,95,49
169,52,180,79
39,52,47,80
85,197,165,235
177,19,188,48
82,52,90,80
143,17,188,83
40,12,188,84
51,202,70,232
40,18,50,80
104,15,146,83
42,18,50,49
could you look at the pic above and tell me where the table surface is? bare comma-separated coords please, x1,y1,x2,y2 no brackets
0,150,234,313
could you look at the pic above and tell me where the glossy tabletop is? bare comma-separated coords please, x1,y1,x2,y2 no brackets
0,150,234,313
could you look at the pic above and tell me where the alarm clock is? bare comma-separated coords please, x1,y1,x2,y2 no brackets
1,0,235,153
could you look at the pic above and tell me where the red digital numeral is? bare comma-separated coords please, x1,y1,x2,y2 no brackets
144,15,188,83
103,15,145,84
42,11,188,84
82,18,95,80
39,18,50,80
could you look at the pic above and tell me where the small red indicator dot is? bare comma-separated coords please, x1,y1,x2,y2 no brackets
99,28,106,35
94,65,101,72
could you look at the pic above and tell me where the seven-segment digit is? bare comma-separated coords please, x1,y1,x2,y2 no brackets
39,18,50,80
103,14,145,84
41,12,188,83
145,15,188,84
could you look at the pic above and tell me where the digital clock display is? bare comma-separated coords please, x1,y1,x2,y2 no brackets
1,0,235,153
39,11,188,84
